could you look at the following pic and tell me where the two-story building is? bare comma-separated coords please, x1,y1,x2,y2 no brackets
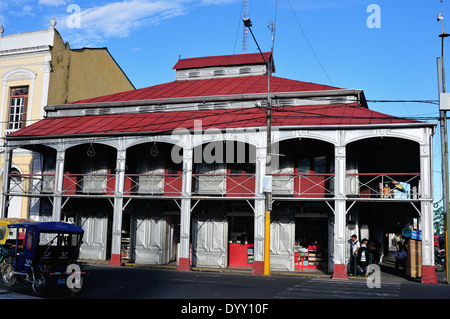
1,52,437,283
0,22,135,219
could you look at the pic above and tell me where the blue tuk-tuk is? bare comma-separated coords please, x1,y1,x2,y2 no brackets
1,221,85,296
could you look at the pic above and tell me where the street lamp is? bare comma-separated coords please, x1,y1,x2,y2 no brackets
243,17,273,276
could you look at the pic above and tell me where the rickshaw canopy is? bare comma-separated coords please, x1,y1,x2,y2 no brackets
7,221,84,234
0,218,35,227
0,218,35,245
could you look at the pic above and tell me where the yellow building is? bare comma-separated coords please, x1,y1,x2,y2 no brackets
0,22,135,219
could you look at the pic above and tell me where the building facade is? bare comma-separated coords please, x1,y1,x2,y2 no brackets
0,23,135,219
1,52,438,283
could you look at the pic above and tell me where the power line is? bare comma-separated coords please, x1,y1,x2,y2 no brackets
367,99,439,105
232,0,245,54
287,0,333,86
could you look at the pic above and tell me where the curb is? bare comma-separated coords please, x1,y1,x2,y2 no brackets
83,260,413,283
86,260,334,279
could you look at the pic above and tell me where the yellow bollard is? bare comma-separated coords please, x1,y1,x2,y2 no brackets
264,210,271,276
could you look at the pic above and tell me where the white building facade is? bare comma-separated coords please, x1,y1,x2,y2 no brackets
1,53,438,283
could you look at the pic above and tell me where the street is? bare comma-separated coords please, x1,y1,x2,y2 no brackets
0,264,449,318
1,264,450,300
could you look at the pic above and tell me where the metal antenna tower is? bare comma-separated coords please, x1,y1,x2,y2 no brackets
242,0,249,53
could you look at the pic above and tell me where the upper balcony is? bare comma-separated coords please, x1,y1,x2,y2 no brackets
5,137,423,202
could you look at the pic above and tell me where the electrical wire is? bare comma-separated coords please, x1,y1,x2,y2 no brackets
286,0,333,86
232,0,245,54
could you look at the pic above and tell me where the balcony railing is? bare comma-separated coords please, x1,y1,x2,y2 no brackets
6,172,421,200
7,173,116,195
345,173,420,199
271,173,335,198
7,173,49,195
62,173,116,195
192,173,255,197
124,174,182,196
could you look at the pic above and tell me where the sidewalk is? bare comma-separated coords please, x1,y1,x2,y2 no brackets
82,257,450,284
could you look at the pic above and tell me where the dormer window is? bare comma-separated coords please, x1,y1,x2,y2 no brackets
239,67,252,75
188,71,201,79
213,69,226,77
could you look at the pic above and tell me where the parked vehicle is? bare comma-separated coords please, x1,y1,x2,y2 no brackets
0,218,34,268
435,248,446,272
1,221,85,296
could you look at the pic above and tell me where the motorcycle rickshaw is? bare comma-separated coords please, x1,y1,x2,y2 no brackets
0,218,35,267
1,221,85,296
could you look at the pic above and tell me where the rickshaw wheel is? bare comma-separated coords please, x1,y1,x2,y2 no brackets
1,259,16,287
31,268,47,297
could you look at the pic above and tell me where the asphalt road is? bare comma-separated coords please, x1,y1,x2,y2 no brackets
1,264,450,300
1,264,449,317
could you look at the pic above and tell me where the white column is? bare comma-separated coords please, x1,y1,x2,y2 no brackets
419,131,437,283
332,143,348,279
52,148,65,221
178,147,192,270
40,61,51,119
109,145,126,266
1,81,8,138
251,146,266,274
1,147,12,218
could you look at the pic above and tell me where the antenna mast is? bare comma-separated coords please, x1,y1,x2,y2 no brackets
242,0,249,53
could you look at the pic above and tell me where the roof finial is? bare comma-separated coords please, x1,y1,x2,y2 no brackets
50,17,56,28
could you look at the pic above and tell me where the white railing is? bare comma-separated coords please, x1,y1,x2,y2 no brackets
271,173,335,198
124,174,182,196
192,173,255,197
345,173,420,199
6,172,421,200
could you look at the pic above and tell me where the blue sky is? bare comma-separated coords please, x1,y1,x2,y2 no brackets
0,0,448,205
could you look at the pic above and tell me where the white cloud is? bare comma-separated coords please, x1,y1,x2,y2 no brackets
81,1,185,37
56,0,238,46
38,0,66,6
22,5,35,15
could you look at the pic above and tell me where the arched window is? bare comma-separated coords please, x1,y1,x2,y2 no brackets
8,86,29,132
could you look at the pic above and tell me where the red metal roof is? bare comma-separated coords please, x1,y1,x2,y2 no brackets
172,52,273,70
8,104,418,139
66,75,341,105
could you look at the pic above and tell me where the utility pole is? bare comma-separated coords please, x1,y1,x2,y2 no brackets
243,17,273,276
437,0,450,284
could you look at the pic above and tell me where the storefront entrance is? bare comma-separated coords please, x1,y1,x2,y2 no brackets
192,209,227,268
78,211,110,261
294,216,329,272
228,214,254,268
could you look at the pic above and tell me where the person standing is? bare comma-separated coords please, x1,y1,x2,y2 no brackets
349,234,360,275
368,238,380,264
359,238,370,276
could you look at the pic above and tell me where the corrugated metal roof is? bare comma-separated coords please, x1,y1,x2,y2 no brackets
7,104,418,139
172,52,273,70
66,75,341,105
